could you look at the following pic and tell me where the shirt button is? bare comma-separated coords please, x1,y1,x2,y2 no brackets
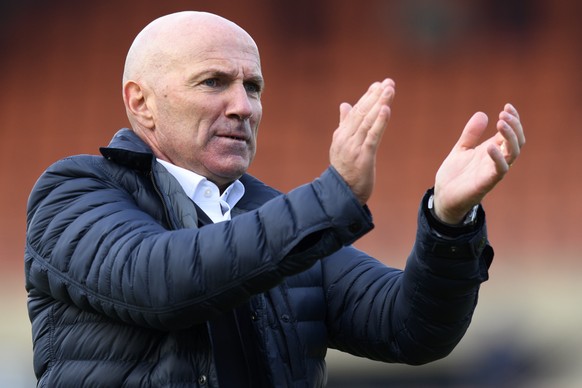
204,188,212,198
198,374,208,385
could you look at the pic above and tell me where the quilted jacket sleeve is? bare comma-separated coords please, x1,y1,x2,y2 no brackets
25,157,373,330
324,190,493,365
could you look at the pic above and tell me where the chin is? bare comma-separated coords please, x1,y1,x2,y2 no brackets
213,164,248,182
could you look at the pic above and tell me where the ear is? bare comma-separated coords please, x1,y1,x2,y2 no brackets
123,81,155,129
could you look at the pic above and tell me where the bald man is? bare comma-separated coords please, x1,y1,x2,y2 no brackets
25,11,524,387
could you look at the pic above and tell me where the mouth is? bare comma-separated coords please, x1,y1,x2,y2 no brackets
217,134,248,142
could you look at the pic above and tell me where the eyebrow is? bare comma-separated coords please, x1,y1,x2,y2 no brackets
189,68,264,88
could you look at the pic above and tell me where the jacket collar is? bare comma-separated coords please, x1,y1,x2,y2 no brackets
100,128,282,210
99,128,154,173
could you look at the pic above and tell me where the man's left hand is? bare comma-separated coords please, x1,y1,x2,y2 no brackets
433,103,525,224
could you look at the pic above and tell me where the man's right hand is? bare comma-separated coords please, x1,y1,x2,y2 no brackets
329,79,395,205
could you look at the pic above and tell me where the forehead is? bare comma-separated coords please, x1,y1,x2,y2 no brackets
174,29,262,77
193,42,260,70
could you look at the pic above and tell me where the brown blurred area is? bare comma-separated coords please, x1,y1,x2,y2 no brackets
1,0,581,386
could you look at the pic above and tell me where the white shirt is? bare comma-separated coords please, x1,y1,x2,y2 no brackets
157,159,245,223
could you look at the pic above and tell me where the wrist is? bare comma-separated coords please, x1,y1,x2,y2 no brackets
422,189,484,238
427,193,479,228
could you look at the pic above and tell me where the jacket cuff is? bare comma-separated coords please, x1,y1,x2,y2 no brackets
311,166,375,246
422,188,484,238
418,189,492,267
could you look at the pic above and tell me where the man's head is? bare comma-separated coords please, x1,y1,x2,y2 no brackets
122,11,263,190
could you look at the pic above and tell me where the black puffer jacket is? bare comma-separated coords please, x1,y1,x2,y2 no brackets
25,129,493,387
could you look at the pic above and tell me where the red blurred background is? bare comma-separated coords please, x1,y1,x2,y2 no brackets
1,1,580,386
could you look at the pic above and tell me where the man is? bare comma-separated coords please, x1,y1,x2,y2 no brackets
25,11,524,387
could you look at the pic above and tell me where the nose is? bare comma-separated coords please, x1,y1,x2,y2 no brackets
226,83,254,121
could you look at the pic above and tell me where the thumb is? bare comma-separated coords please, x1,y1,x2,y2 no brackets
339,102,352,123
457,112,489,150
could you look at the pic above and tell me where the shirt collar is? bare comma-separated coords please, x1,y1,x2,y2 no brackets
157,159,245,221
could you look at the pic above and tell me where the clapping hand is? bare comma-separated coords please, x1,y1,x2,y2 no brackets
433,104,525,224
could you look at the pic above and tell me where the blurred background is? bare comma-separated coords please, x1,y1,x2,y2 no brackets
1,0,580,386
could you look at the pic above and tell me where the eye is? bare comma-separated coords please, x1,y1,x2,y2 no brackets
244,81,262,95
202,78,220,88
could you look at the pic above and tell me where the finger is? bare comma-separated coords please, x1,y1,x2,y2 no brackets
352,83,394,145
339,102,352,123
360,85,394,143
497,118,521,166
500,103,526,147
487,142,511,174
333,83,382,147
456,112,489,150
504,102,520,120
381,78,396,102
348,82,384,127
362,104,392,152
347,79,394,130
379,78,396,107
498,104,525,166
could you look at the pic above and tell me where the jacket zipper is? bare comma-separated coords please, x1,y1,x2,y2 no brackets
149,167,217,383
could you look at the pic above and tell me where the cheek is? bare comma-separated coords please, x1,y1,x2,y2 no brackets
251,110,262,136
157,123,203,160
250,124,259,154
253,102,263,123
